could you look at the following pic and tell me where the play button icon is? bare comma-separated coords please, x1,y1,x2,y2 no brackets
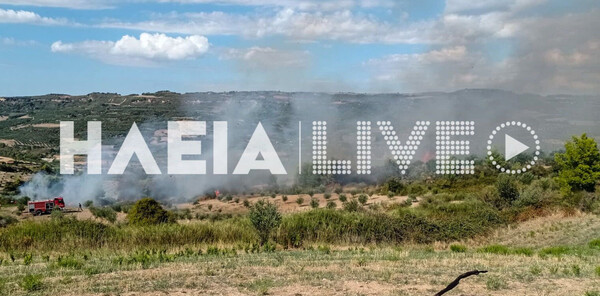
488,121,541,174
505,134,529,161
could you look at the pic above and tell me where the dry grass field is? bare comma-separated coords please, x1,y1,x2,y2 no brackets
1,211,599,296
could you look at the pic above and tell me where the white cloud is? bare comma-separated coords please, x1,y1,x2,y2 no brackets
0,0,111,9
51,33,210,66
222,46,309,69
101,9,437,44
0,8,68,25
444,0,545,14
0,0,393,10
1,37,37,46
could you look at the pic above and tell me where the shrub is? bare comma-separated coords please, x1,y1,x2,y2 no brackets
0,214,18,228
595,266,600,277
282,195,288,202
496,175,519,205
83,200,93,207
324,193,331,200
17,203,25,212
110,203,122,212
270,193,276,199
339,194,347,202
326,201,336,209
50,208,65,220
382,177,404,194
450,244,467,253
249,200,282,245
20,274,43,292
243,200,251,208
358,194,368,205
554,134,600,193
127,198,175,226
519,172,535,185
89,206,117,223
296,197,304,205
343,199,360,212
310,198,319,209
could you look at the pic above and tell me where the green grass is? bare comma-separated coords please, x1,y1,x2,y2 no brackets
0,216,256,252
539,246,571,257
20,274,43,292
478,245,511,255
589,238,600,249
1,199,508,253
449,244,467,253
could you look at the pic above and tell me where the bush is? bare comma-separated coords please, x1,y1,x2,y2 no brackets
89,206,117,223
343,199,360,212
554,134,600,193
358,194,368,205
382,177,404,194
0,214,18,228
243,200,251,208
127,198,175,226
324,193,331,199
326,201,336,209
310,198,319,209
20,274,43,292
514,185,544,208
496,175,519,206
83,200,93,207
339,194,347,202
296,197,304,205
249,200,282,245
282,195,288,202
51,209,65,220
450,244,467,253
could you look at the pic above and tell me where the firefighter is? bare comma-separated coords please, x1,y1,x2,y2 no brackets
78,203,82,212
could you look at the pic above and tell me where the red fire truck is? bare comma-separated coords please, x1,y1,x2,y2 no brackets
28,197,66,215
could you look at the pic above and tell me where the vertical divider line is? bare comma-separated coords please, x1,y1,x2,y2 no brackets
299,121,302,174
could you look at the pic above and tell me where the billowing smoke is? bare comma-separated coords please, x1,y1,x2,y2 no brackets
19,173,105,205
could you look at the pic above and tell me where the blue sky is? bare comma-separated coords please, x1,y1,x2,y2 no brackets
0,0,599,96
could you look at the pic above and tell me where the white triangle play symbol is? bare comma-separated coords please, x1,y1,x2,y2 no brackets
505,134,529,161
